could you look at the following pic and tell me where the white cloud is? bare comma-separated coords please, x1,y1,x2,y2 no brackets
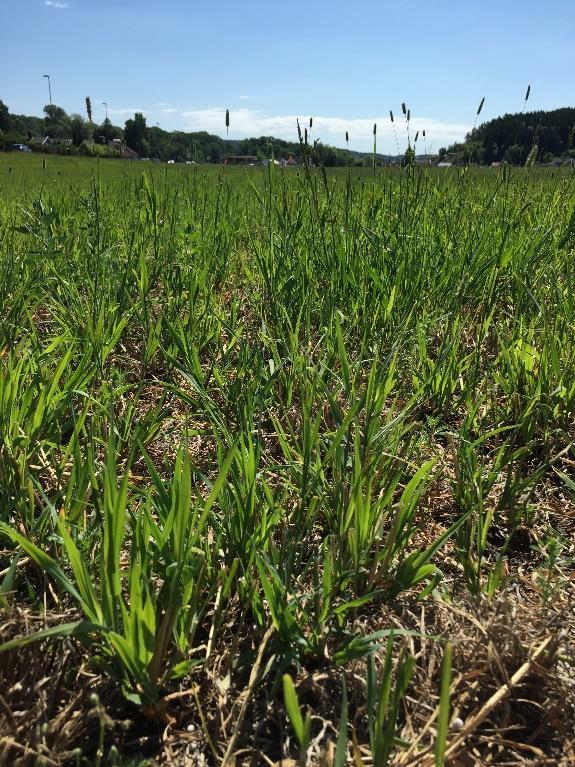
45,1,69,8
239,95,250,100
107,107,147,116
108,105,177,117
180,107,471,151
96,105,470,152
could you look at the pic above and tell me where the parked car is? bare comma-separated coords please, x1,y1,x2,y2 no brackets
9,143,32,152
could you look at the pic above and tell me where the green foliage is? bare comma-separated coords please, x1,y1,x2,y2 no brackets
366,637,415,766
124,112,148,155
1,439,235,705
0,99,10,132
0,155,573,760
435,642,452,766
458,107,575,164
3,101,368,164
282,675,312,764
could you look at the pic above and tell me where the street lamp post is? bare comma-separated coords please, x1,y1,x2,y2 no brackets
43,74,52,105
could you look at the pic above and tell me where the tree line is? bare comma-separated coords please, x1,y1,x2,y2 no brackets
5,98,571,166
0,100,121,151
0,100,371,165
448,108,575,164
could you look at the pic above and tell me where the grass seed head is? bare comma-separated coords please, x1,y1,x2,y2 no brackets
373,123,377,135
525,84,531,102
225,108,230,135
477,97,485,116
402,102,407,115
390,110,394,123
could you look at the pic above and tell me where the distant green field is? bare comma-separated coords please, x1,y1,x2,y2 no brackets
0,153,239,199
1,150,571,197
1,154,574,765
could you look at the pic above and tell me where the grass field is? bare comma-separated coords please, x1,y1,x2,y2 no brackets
1,153,574,766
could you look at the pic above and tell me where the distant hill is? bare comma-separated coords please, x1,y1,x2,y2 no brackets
448,107,575,165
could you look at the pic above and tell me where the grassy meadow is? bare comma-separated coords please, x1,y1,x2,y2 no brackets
0,153,574,766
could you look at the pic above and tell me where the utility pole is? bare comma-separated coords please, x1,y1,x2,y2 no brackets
43,74,52,105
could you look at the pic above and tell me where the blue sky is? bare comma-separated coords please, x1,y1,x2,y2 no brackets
2,0,574,152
